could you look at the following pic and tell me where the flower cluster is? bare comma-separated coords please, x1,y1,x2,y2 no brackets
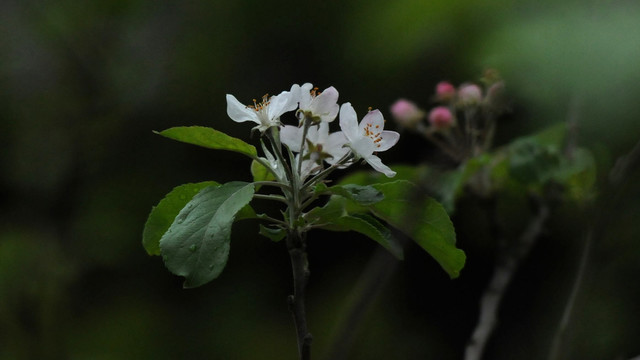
389,70,508,162
227,83,400,178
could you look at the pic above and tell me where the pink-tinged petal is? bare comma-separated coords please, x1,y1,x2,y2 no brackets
339,103,359,141
226,94,259,124
319,104,339,123
280,125,304,152
376,131,400,152
359,109,385,134
364,155,396,177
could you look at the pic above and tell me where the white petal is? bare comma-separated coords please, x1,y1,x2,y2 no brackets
312,86,339,122
324,131,349,165
226,94,259,124
376,131,400,152
299,83,314,109
319,104,340,123
339,103,360,141
267,90,295,120
350,136,375,158
315,122,330,144
280,125,304,152
364,154,396,177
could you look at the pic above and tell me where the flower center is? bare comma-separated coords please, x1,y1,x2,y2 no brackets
309,87,321,98
363,123,383,148
248,94,270,112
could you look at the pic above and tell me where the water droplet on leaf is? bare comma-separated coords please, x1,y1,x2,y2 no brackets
189,244,198,252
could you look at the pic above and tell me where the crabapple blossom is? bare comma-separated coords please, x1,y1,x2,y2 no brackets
226,84,300,133
280,122,348,177
297,83,340,123
339,103,399,177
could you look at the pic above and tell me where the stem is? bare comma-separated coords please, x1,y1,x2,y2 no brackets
464,199,549,360
256,213,289,227
267,127,295,186
252,193,289,204
301,153,353,193
253,181,291,191
298,117,312,176
287,230,312,360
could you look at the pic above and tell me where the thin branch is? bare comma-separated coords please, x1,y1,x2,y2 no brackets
287,231,312,360
464,200,549,360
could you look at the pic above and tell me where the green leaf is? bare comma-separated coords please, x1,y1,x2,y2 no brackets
325,184,384,206
368,181,465,278
251,159,276,191
323,213,403,260
259,224,286,242
142,181,219,256
156,126,257,158
159,181,255,288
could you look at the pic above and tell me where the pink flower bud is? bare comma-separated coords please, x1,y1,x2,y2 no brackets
390,99,424,128
457,83,483,106
436,81,456,101
428,106,454,129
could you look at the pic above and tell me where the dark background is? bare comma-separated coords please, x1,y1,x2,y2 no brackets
1,0,639,359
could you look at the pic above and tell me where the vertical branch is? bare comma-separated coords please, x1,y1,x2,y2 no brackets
287,230,312,360
464,200,549,360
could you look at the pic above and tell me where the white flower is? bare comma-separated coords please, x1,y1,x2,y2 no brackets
226,84,300,133
297,83,339,123
281,122,348,176
339,103,400,177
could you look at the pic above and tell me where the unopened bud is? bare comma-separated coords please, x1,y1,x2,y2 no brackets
436,81,456,101
457,83,483,106
428,106,454,129
390,99,424,128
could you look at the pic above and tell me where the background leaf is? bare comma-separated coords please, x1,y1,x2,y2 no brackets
159,181,255,288
156,126,257,158
142,181,219,256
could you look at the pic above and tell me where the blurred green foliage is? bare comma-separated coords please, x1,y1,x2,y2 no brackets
1,0,639,359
